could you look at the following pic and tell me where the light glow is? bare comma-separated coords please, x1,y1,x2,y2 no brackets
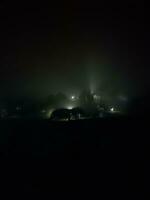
71,95,75,100
67,106,73,110
110,107,114,112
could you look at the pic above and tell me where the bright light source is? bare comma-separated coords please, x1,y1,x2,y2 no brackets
110,107,114,112
67,106,73,110
71,95,75,100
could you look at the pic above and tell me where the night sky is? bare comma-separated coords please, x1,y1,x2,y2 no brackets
0,2,149,99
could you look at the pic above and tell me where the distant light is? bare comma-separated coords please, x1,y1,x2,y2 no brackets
110,107,114,112
93,95,97,99
67,106,73,110
71,95,75,100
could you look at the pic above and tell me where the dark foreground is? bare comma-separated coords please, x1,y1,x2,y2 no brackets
0,117,149,198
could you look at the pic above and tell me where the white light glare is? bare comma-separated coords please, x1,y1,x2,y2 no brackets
110,107,114,112
67,106,73,110
71,95,75,100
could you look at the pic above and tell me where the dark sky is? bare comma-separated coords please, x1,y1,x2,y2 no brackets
0,1,149,99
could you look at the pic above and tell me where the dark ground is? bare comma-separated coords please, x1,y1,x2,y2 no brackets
0,117,149,198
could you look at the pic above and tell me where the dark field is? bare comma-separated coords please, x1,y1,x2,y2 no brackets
0,118,149,198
